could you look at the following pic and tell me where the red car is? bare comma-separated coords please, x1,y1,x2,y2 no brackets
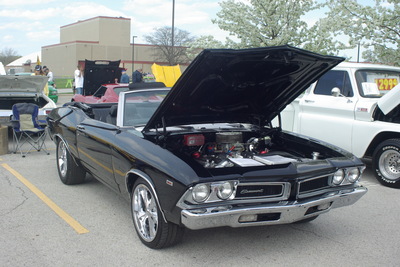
72,60,168,103
72,82,168,103
72,83,129,103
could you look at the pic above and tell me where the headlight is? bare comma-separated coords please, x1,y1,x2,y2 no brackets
216,182,234,200
347,168,361,183
332,169,345,185
192,184,210,203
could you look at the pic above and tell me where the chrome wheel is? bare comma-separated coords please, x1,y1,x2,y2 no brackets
57,141,68,177
132,183,159,242
378,149,400,180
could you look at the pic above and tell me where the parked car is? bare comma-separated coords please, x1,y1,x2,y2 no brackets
0,75,56,125
47,46,367,249
72,60,122,103
12,72,58,103
280,62,400,188
72,83,129,103
72,81,167,104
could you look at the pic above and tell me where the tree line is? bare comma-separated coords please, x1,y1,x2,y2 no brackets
147,0,399,66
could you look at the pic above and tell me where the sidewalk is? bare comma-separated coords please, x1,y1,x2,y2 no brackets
58,88,74,94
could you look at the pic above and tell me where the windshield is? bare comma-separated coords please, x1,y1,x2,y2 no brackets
123,89,169,126
355,69,400,98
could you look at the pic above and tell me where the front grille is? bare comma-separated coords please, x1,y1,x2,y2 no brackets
235,182,288,200
298,175,330,197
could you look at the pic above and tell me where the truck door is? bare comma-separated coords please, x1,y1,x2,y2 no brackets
298,70,356,152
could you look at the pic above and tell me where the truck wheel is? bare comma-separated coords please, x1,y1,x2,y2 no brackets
131,178,184,249
56,139,86,185
372,139,400,188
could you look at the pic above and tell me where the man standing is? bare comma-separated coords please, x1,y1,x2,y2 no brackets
120,69,130,83
132,68,143,83
74,65,84,95
43,66,54,82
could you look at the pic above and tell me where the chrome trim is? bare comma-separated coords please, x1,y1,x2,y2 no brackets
177,181,291,210
235,182,291,200
181,186,367,230
125,169,168,223
54,134,81,167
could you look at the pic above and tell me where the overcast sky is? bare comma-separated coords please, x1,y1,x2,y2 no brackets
0,0,368,60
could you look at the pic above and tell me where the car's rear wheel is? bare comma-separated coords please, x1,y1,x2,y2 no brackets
56,139,86,185
131,178,184,249
372,139,400,188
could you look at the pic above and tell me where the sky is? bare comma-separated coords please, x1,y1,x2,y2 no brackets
0,0,368,60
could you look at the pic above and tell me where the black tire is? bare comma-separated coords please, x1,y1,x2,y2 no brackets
372,139,400,188
56,139,86,185
294,215,319,223
131,178,184,249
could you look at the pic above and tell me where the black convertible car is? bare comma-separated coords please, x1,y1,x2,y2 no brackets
47,46,367,249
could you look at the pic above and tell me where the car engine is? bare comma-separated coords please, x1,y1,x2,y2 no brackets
172,131,319,169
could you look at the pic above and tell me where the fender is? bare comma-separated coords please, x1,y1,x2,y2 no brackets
125,169,168,223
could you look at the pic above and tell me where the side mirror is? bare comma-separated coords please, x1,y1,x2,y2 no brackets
331,87,341,97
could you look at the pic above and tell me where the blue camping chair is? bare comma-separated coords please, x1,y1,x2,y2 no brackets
10,103,49,157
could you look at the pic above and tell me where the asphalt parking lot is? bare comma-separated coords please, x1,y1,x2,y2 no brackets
1,93,399,266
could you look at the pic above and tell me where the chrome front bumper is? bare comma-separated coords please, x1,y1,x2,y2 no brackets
181,186,367,230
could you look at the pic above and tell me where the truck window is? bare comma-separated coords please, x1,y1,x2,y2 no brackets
355,70,400,97
314,70,353,97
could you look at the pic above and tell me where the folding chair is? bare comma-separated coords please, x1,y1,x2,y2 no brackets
10,103,49,157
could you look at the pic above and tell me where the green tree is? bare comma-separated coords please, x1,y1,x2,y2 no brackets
186,35,226,61
324,0,400,65
0,47,21,65
212,0,345,54
144,26,195,65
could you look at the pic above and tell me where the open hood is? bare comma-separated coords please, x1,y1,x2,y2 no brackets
0,75,48,94
145,46,344,131
83,60,122,96
377,83,400,115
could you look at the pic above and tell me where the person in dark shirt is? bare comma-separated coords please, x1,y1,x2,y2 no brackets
132,68,143,83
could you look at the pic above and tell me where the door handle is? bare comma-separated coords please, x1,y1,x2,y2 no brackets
304,100,315,103
76,125,85,131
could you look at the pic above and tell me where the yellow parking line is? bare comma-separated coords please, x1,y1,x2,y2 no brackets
1,163,89,234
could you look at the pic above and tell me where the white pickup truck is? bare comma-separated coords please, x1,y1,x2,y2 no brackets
280,62,400,188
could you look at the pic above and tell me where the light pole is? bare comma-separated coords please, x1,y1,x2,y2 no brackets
132,35,137,73
171,0,175,65
172,0,175,48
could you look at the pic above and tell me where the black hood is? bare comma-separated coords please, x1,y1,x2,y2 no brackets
83,60,122,95
144,45,344,131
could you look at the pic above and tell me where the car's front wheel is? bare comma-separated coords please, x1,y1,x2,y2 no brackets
372,139,400,188
131,178,184,249
56,139,86,185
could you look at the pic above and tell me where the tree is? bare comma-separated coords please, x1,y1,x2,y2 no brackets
212,0,345,54
324,0,400,65
144,26,195,65
186,35,226,61
0,47,21,65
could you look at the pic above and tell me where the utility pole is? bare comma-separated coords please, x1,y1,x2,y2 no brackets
132,35,137,72
171,0,175,65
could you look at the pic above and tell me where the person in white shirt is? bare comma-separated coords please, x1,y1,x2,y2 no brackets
43,66,54,82
74,65,84,95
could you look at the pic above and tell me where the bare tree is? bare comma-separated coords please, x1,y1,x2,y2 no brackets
144,27,195,65
0,47,21,65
